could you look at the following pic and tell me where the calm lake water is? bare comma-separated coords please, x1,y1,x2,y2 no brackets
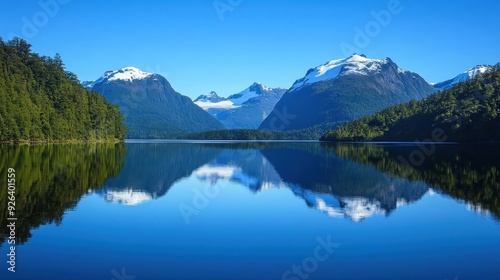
1,141,499,280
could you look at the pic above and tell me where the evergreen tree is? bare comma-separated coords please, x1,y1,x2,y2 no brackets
0,38,127,142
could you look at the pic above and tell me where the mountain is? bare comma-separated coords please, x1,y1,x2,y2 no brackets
321,66,500,142
433,65,493,91
194,91,226,103
194,82,286,129
259,54,436,131
0,38,126,141
81,81,94,89
86,67,224,138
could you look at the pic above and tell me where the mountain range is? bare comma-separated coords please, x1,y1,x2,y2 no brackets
84,67,224,138
193,83,286,129
81,56,494,140
259,54,436,131
433,65,493,91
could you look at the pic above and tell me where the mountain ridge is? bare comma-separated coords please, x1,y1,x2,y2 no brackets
259,54,436,131
86,67,224,138
194,82,286,129
433,65,493,91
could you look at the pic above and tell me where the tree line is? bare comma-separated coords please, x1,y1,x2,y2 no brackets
321,66,500,142
0,38,127,142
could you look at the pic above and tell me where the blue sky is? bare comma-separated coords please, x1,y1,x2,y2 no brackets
1,0,499,99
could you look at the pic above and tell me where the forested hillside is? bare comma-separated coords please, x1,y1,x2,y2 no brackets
0,38,126,142
321,66,500,142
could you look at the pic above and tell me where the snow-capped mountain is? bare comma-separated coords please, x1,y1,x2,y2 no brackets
194,92,237,110
290,54,407,91
260,54,435,131
84,67,224,138
194,82,286,129
81,81,94,89
89,67,155,87
433,65,493,91
194,91,226,103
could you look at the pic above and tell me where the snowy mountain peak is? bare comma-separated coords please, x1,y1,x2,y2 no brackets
465,65,491,79
194,91,225,103
193,82,286,124
105,66,154,82
87,66,155,89
433,64,493,91
228,83,268,105
247,81,267,90
81,81,94,89
290,54,394,91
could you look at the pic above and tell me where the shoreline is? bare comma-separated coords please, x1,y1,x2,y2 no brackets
0,139,125,145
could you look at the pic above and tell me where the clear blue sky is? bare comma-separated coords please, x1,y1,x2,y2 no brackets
1,0,499,99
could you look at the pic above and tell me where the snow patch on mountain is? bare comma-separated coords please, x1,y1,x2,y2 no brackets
194,82,281,111
87,67,154,89
433,65,493,91
195,100,240,110
290,54,405,91
227,87,260,105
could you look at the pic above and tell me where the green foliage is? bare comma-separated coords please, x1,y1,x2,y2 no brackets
0,38,127,142
321,67,500,142
321,68,500,142
0,143,127,245
178,129,291,140
91,75,224,139
178,123,340,140
260,65,435,131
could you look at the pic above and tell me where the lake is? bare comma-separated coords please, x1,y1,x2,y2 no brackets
1,141,499,280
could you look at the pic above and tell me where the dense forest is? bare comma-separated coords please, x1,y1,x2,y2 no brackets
178,123,337,140
321,66,500,142
178,129,292,140
0,38,127,142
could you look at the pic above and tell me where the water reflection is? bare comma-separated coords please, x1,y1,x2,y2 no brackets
95,143,221,205
94,142,499,221
0,143,126,245
326,143,500,219
2,141,498,247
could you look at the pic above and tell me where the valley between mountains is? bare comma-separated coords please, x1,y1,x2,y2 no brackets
1,38,498,142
